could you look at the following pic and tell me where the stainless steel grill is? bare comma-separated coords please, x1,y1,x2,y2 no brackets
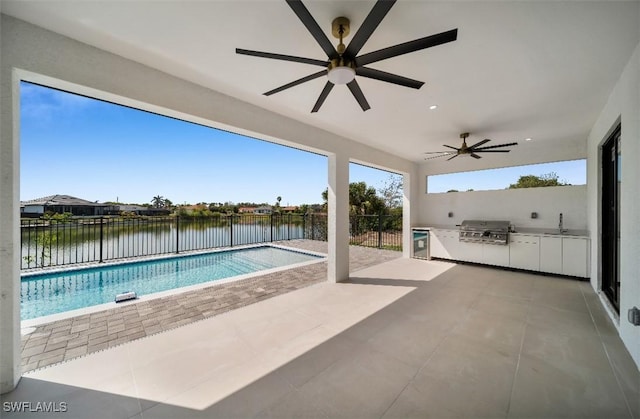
459,220,510,245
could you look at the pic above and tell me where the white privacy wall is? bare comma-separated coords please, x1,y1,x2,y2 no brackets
418,183,587,231
587,41,640,369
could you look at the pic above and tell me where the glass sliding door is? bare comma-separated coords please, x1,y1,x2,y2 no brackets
601,124,621,312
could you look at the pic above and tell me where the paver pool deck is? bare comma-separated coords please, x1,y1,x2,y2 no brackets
20,240,400,372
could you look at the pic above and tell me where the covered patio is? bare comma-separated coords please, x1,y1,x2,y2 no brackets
1,1,639,417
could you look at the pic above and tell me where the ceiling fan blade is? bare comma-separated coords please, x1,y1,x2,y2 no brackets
311,81,335,113
344,0,396,58
236,49,329,67
447,154,459,161
356,67,424,89
468,139,490,149
347,79,371,111
473,149,512,153
264,70,327,96
286,0,338,59
424,153,453,160
470,153,482,159
443,145,460,151
474,142,518,151
356,28,458,66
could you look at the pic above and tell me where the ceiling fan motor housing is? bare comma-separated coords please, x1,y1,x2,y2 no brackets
327,59,356,84
327,17,355,84
459,132,470,153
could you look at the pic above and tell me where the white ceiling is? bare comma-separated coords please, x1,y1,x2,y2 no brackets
2,1,639,164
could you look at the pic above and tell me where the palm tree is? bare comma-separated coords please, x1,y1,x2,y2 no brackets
276,196,282,207
152,195,164,208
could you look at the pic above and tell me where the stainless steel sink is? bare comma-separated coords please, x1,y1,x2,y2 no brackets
541,230,582,236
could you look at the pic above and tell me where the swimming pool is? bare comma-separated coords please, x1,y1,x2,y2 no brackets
21,245,323,320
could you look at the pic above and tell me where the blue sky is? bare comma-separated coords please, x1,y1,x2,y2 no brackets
428,159,586,193
20,82,400,206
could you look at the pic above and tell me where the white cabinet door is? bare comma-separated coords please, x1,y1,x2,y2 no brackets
509,235,540,271
430,230,483,262
562,237,590,277
429,230,450,259
540,236,563,274
456,241,483,263
431,230,459,259
483,244,510,267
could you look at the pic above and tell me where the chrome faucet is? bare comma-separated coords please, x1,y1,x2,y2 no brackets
559,213,564,233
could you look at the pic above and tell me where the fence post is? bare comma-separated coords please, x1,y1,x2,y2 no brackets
270,214,274,242
288,213,291,240
302,214,306,240
350,215,354,245
311,214,315,240
99,217,104,262
35,221,40,268
175,216,180,254
230,214,234,247
378,214,383,249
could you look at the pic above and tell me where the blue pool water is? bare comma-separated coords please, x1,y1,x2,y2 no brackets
21,246,322,320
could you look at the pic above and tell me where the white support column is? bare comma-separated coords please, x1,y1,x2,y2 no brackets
402,164,420,258
327,153,350,283
0,68,22,392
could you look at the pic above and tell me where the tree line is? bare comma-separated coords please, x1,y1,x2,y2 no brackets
447,172,569,193
146,175,403,217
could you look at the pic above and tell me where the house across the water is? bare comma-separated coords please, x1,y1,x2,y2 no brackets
20,194,111,217
20,195,170,217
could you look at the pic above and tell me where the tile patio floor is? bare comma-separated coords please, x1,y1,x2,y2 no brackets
3,240,639,418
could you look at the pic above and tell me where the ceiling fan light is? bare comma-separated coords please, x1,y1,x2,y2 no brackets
327,66,356,85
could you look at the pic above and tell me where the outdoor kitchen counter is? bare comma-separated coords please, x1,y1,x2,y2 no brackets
420,225,590,239
511,228,590,238
424,225,591,278
411,225,457,230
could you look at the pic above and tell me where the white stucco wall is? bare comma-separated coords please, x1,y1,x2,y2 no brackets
418,183,587,231
402,165,420,258
0,15,22,395
0,14,419,392
587,41,640,369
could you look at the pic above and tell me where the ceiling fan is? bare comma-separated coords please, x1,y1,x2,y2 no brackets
424,133,518,161
236,0,458,112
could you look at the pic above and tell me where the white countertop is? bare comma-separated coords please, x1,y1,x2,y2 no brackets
412,225,458,230
413,225,589,239
511,227,590,238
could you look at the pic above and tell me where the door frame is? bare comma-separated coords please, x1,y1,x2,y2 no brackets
600,122,621,313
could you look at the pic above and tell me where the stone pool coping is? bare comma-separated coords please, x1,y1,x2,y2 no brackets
20,240,401,373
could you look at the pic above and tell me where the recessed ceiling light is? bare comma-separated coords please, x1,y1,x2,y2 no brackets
429,105,438,110
525,138,532,141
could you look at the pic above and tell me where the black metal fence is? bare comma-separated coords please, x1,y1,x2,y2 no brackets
20,213,402,269
349,214,403,250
